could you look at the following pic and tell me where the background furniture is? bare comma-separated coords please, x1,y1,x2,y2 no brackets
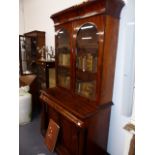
19,31,45,75
19,35,32,75
24,30,45,60
20,74,37,117
40,0,124,155
19,30,56,115
19,86,32,125
36,60,55,90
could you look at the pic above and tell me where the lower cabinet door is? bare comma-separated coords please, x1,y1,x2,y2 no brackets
48,107,85,155
61,117,79,155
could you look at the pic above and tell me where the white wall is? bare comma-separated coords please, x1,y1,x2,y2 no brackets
19,0,135,154
107,0,135,155
19,0,25,34
21,0,84,47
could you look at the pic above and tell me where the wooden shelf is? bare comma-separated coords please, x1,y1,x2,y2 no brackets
58,65,70,69
76,69,97,81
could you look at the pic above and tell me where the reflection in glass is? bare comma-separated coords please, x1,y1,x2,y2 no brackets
57,29,71,88
75,23,99,99
58,68,70,89
19,35,37,75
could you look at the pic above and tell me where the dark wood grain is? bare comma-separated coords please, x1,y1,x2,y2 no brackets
40,0,124,155
99,15,120,104
40,88,97,121
51,0,105,26
51,0,124,26
106,0,125,18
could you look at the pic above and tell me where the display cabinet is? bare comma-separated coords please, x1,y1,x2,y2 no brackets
40,0,124,155
24,30,45,60
19,31,45,75
19,35,34,75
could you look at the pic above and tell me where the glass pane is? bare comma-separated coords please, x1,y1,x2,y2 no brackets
19,35,35,75
57,29,71,88
57,29,70,67
75,23,98,99
49,68,56,88
58,68,70,89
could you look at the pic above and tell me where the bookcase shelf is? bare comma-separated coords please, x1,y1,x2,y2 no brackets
58,65,70,69
76,69,96,81
40,0,124,155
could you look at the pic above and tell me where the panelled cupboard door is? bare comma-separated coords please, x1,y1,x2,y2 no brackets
55,23,73,90
48,108,85,155
61,118,79,155
73,15,105,102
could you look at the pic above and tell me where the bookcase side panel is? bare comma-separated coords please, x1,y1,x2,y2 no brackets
100,16,120,105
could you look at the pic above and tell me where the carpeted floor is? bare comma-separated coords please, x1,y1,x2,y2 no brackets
19,114,57,155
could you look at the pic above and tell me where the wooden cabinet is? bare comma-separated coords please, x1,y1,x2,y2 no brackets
24,30,45,60
19,31,45,75
36,60,55,89
40,0,124,155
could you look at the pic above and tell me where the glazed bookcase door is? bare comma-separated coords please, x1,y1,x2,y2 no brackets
19,35,36,75
56,27,71,89
75,23,99,100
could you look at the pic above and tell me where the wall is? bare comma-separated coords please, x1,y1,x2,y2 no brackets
107,0,135,154
20,0,83,47
19,0,135,154
19,0,25,34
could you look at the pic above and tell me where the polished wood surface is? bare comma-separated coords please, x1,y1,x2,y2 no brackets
40,0,124,155
40,88,97,121
51,0,124,26
99,15,120,104
40,89,111,155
